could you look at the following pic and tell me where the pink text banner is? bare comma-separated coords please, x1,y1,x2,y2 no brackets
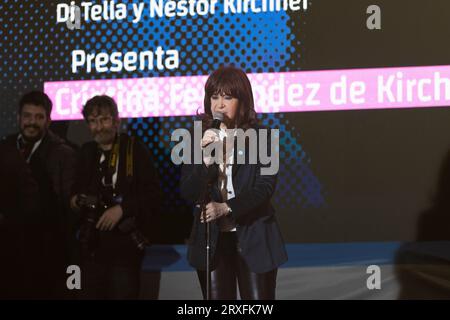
45,65,450,120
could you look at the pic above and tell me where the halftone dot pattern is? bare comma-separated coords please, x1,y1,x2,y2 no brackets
261,113,326,209
46,76,208,120
1,1,322,240
47,71,328,120
128,116,195,212
74,0,296,77
2,0,302,134
0,1,79,135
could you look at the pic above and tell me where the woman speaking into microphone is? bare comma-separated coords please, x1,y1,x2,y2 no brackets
180,66,287,300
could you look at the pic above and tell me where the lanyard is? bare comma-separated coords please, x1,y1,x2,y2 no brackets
102,136,120,189
16,135,42,163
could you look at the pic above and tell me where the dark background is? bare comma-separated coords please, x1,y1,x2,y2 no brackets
1,0,449,243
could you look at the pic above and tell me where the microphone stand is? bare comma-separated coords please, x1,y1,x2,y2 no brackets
198,166,216,300
198,114,223,300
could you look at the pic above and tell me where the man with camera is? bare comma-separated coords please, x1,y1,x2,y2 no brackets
70,95,162,299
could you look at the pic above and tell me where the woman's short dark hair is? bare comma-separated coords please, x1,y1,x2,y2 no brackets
82,95,119,120
19,91,53,118
200,66,258,130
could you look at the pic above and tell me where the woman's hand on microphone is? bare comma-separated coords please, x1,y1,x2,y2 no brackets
201,129,219,167
200,202,230,223
201,129,219,148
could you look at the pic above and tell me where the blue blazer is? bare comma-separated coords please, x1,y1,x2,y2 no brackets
180,128,288,273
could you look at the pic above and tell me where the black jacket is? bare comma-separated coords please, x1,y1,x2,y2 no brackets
0,142,39,224
1,131,77,298
2,131,76,225
0,141,40,299
180,127,288,273
72,134,162,266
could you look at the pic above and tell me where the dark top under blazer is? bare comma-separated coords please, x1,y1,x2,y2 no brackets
180,127,288,273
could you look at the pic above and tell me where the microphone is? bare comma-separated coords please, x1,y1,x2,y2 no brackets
211,112,224,129
201,112,223,149
205,112,224,181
